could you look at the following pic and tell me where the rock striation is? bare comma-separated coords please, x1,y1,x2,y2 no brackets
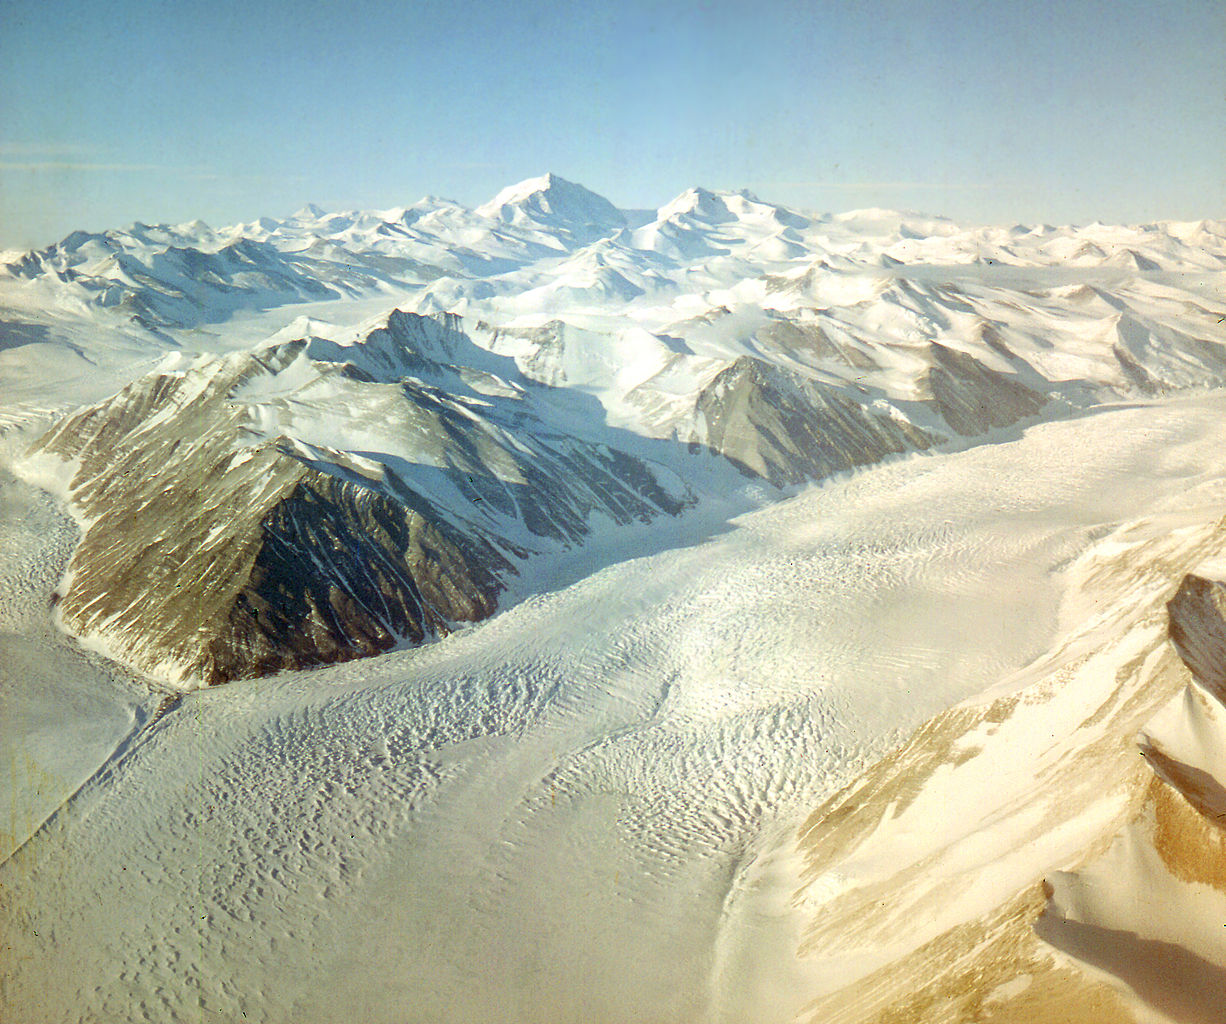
691,356,936,486
30,311,690,685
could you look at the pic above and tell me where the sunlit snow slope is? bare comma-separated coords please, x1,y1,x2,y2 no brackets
790,415,1226,1024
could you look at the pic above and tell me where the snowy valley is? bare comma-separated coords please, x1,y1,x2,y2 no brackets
2,174,1226,1023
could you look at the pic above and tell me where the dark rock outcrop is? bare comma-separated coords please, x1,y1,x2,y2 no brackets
920,342,1048,436
30,312,690,685
691,356,937,487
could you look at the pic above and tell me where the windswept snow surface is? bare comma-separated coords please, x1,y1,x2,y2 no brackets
6,394,1226,1023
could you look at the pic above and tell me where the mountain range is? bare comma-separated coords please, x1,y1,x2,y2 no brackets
6,173,1225,685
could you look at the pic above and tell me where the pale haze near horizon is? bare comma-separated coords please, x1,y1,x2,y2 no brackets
1,0,1222,250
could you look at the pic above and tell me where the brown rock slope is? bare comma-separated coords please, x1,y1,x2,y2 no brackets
29,341,501,685
27,311,691,685
790,505,1226,1023
692,356,937,487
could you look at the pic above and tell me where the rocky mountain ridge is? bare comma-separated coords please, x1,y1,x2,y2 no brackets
8,174,1226,685
28,311,692,684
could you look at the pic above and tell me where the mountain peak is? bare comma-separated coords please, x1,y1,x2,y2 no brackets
657,186,736,225
292,203,327,220
476,174,624,242
479,172,566,208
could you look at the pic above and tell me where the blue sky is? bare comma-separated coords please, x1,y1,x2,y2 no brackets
1,0,1222,248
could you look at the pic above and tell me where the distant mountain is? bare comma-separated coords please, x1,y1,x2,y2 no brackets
475,172,627,246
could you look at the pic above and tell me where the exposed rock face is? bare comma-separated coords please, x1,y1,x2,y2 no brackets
1165,572,1226,699
30,311,690,685
755,315,879,370
1035,569,1226,1024
920,341,1048,435
691,356,937,486
199,470,498,684
791,512,1226,1023
32,354,499,685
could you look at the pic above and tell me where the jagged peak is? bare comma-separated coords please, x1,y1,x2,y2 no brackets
290,308,480,384
478,172,570,210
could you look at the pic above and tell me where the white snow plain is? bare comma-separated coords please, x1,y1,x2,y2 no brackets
5,393,1226,1023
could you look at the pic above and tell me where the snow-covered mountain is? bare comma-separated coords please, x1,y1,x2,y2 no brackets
3,174,1226,1023
29,311,690,684
475,172,628,246
7,175,1226,684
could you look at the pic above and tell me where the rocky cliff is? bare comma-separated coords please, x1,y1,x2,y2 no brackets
29,311,691,685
